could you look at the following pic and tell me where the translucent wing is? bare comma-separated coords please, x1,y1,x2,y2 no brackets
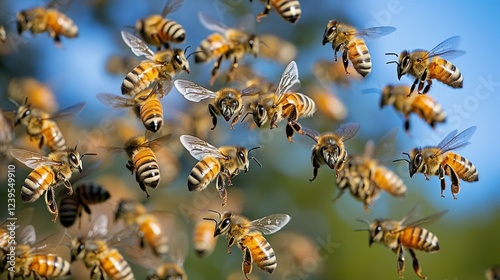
174,79,217,102
275,61,301,100
301,126,321,142
248,214,291,235
237,13,256,34
373,128,398,162
198,12,229,34
151,75,174,97
240,85,261,97
436,126,476,155
398,206,448,231
49,102,86,120
179,135,225,160
88,214,108,239
96,93,135,108
335,123,360,141
10,149,61,169
20,225,37,246
161,0,183,17
145,134,171,152
121,30,156,60
424,36,465,60
355,26,397,39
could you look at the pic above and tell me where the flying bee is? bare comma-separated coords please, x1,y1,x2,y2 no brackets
8,77,58,114
258,34,297,64
180,135,261,205
309,86,347,122
249,0,301,24
120,30,190,97
10,145,95,222
356,205,448,279
204,211,291,280
386,36,465,95
322,20,396,77
14,100,85,152
379,84,446,132
195,12,260,85
0,110,14,158
174,79,259,130
395,126,479,200
302,123,360,182
136,0,186,50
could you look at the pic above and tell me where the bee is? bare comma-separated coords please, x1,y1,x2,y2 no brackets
322,20,396,77
195,12,259,85
301,123,360,182
379,84,446,132
120,30,190,97
136,0,186,50
8,77,58,114
14,100,85,152
70,215,135,280
204,211,291,280
309,86,347,122
16,1,78,45
356,205,448,279
180,135,261,205
0,25,6,44
396,126,479,199
174,79,259,130
0,110,15,157
250,0,301,24
10,145,95,222
258,34,297,64
105,54,142,76
485,265,500,280
59,182,111,228
386,36,465,94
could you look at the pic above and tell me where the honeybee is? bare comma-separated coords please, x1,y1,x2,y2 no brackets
195,12,259,85
59,182,111,228
386,36,465,94
309,86,347,122
105,54,142,76
0,25,6,44
0,110,14,157
302,123,360,181
250,0,301,23
180,135,261,205
356,205,448,279
322,20,396,77
174,79,259,130
258,34,297,64
16,1,78,45
10,145,95,222
136,0,186,50
379,84,446,132
8,77,58,114
395,126,479,200
120,30,190,97
14,100,85,152
485,265,500,280
204,211,291,280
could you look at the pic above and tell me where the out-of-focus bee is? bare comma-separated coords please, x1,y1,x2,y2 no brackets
105,54,142,76
70,215,135,280
136,0,186,50
302,123,359,182
312,59,359,87
485,265,500,280
14,100,85,152
356,205,448,279
308,86,347,122
120,30,190,97
59,182,111,228
395,126,479,200
258,34,297,65
379,84,446,132
0,110,14,157
180,135,261,205
386,36,464,94
0,25,6,44
16,1,78,45
249,0,301,24
204,211,291,280
322,20,396,77
174,79,259,130
195,12,259,85
10,145,95,222
8,78,58,114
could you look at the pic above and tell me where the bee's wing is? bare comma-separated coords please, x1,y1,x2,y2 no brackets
152,75,174,97
121,30,156,61
198,12,229,34
179,135,225,160
96,93,135,108
240,85,261,97
237,13,256,34
10,149,61,169
161,0,183,17
48,102,86,120
301,126,321,142
355,26,397,39
1,208,34,229
373,127,398,162
87,214,109,239
248,214,291,235
174,79,217,102
335,122,360,141
424,36,465,60
436,126,476,155
20,224,37,246
398,208,449,231
146,134,171,152
275,61,301,101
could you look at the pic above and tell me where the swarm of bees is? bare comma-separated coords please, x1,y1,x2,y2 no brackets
1,0,489,279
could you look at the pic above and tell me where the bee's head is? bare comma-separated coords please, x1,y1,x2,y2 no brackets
322,20,339,45
204,210,232,237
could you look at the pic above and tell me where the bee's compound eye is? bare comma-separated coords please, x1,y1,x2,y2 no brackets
238,151,245,161
175,54,182,64
414,154,423,167
257,105,265,117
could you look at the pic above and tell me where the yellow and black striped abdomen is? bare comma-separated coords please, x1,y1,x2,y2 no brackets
271,0,301,23
40,121,66,151
46,10,78,38
121,62,160,96
195,33,229,63
27,254,71,278
139,214,169,258
443,153,478,182
22,166,55,202
373,166,406,197
187,158,221,191
241,232,277,274
140,97,163,132
99,248,135,280
347,38,371,77
158,19,186,44
429,57,463,88
284,93,316,118
399,227,440,252
193,220,218,257
413,95,446,125
132,148,160,190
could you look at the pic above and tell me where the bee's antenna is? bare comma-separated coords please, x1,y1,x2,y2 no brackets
386,61,399,65
8,97,20,108
240,111,253,122
393,152,410,163
186,48,202,60
385,52,399,57
354,218,371,232
80,152,97,160
247,146,262,168
203,209,222,225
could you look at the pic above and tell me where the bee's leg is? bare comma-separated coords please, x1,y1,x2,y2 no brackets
138,229,146,249
404,115,411,132
418,69,428,94
227,236,235,253
208,104,218,130
309,159,320,182
332,186,345,203
342,48,350,74
227,57,239,81
242,245,253,280
136,173,150,198
90,264,105,280
63,179,74,195
163,42,170,50
126,161,135,174
45,188,59,222
31,267,43,280
409,78,418,97
334,44,342,61
81,202,91,215
409,248,426,279
38,135,45,149
395,245,406,278
230,109,243,129
445,164,460,200
438,166,446,198
256,0,272,22
210,56,224,85
216,175,228,206
270,112,279,129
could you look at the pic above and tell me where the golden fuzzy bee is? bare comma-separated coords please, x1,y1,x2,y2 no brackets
386,36,465,94
308,86,348,122
10,145,95,222
322,20,396,77
301,123,359,182
379,84,446,132
120,30,190,97
195,12,259,85
136,0,186,49
174,79,259,130
356,205,448,279
204,211,291,280
180,135,261,205
258,34,297,65
249,0,301,23
396,126,479,199
14,100,85,152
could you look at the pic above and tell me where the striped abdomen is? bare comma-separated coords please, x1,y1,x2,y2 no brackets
187,157,221,191
399,227,440,252
347,38,371,77
121,61,160,96
99,248,135,280
132,148,160,190
271,0,301,23
22,166,55,202
137,16,186,47
76,183,111,205
336,163,381,209
413,95,446,126
139,96,163,132
193,220,219,257
195,33,230,63
429,57,463,88
40,121,66,151
46,9,78,38
138,214,169,258
59,194,80,228
21,254,71,278
240,232,276,274
373,166,407,197
282,93,317,119
443,153,478,182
